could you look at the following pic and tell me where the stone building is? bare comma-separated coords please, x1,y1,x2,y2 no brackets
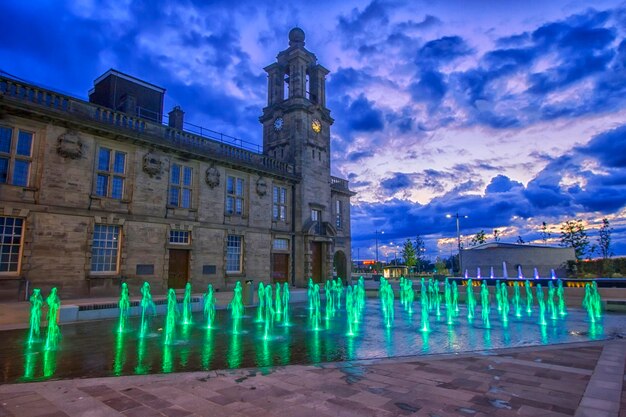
0,28,354,298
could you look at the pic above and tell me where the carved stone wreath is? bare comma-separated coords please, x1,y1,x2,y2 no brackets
142,152,162,177
205,165,220,188
256,177,267,197
56,131,83,159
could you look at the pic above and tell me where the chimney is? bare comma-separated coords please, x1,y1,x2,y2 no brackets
168,106,184,130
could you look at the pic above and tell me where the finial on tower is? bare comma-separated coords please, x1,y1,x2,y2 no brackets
288,27,305,47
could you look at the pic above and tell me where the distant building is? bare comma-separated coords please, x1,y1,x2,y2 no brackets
461,242,575,278
0,28,354,298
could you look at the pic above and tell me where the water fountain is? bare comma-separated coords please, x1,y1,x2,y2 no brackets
27,289,43,345
536,284,547,326
502,261,508,279
44,288,61,350
275,283,283,320
452,281,459,314
420,278,430,332
476,267,481,279
513,282,522,318
182,282,193,325
256,282,265,322
525,280,533,315
480,281,490,329
466,279,476,320
164,289,178,345
495,279,502,312
204,284,216,329
518,265,524,279
8,275,618,384
282,282,290,326
490,266,495,279
551,269,557,280
117,283,131,333
139,282,155,338
557,280,567,316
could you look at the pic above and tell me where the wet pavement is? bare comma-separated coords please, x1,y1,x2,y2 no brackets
0,338,624,416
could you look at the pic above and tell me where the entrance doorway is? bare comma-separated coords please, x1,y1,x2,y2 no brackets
168,249,189,288
333,251,347,280
311,242,322,283
272,253,289,283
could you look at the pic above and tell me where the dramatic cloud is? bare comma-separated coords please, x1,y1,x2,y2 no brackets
4,0,626,259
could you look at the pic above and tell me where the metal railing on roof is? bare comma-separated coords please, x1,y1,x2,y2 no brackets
0,74,293,175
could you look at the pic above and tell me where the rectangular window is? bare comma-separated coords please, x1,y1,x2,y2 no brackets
273,186,287,221
169,163,193,208
335,200,343,229
273,238,289,251
169,230,190,244
226,176,245,215
312,209,322,234
0,216,24,273
95,147,126,199
90,224,121,273
226,235,242,273
0,126,33,187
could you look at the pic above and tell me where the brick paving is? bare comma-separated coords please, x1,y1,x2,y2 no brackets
0,339,624,417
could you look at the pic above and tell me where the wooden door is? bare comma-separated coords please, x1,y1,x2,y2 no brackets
311,242,322,283
168,249,189,288
272,253,289,283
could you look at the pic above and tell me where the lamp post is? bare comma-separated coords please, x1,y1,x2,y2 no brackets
446,213,468,276
375,230,384,265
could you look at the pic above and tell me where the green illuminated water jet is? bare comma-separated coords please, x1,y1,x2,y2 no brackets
182,282,193,325
445,279,454,326
582,282,602,323
420,278,430,332
282,282,290,326
311,283,321,330
44,288,61,351
513,282,522,318
263,285,274,340
307,278,314,310
536,284,547,326
500,282,509,325
547,281,557,320
257,282,265,322
230,281,244,334
452,281,459,315
557,279,567,316
346,285,355,336
203,284,216,329
139,282,155,338
480,281,490,329
117,283,130,333
466,279,476,320
27,288,43,345
495,280,502,312
325,280,333,320
275,283,283,321
164,289,178,345
524,280,533,315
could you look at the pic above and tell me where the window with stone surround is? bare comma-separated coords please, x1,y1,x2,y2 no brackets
91,224,121,273
169,230,190,244
0,216,24,274
95,146,126,199
226,176,244,216
273,185,287,221
226,235,242,273
169,163,193,208
0,126,33,187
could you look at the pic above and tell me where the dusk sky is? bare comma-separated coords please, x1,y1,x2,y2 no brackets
3,0,626,262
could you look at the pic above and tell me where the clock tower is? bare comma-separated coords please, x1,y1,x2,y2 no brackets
261,28,349,285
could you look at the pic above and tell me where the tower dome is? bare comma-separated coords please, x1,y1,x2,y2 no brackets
288,27,305,47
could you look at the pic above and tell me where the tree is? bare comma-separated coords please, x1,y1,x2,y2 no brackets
560,219,589,261
540,221,551,244
414,235,426,272
402,238,416,274
598,218,613,259
493,229,501,242
471,230,487,246
516,236,525,244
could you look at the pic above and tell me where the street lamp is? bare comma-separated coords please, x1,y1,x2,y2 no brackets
375,230,384,264
446,213,468,276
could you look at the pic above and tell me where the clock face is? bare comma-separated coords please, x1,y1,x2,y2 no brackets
311,119,322,134
273,117,284,131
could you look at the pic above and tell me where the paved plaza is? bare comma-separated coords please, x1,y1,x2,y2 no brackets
0,337,624,417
